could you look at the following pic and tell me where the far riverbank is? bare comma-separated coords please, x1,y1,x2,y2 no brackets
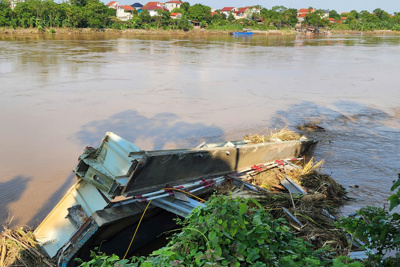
1,27,400,36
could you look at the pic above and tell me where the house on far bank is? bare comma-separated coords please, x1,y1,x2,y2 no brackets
143,4,169,16
321,9,329,18
131,2,143,12
170,12,182,19
106,1,120,9
106,1,135,21
297,8,315,23
165,0,182,11
117,5,135,21
329,18,342,24
221,7,236,17
236,6,260,19
143,1,162,8
189,20,200,28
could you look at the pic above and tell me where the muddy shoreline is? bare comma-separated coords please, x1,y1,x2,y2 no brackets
1,27,399,36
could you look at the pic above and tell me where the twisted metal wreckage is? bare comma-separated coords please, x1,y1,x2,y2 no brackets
33,132,318,266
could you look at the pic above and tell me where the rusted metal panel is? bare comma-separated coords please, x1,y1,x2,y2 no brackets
66,205,88,229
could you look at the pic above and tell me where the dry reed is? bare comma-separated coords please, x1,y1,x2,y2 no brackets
243,127,303,143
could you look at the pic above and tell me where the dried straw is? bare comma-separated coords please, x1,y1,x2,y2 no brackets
243,127,303,144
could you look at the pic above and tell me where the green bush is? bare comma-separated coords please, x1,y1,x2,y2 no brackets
337,174,400,266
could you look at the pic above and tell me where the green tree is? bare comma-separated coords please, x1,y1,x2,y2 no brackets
359,10,379,23
210,12,224,25
349,10,359,19
227,12,234,22
155,9,170,28
344,14,355,24
177,14,191,30
0,0,12,26
329,10,340,21
260,7,283,27
83,0,112,28
392,13,400,23
65,4,83,27
126,15,142,28
139,8,150,23
180,1,189,12
187,3,210,23
13,1,35,27
373,8,390,21
70,0,88,7
282,8,298,27
171,7,183,15
304,9,329,27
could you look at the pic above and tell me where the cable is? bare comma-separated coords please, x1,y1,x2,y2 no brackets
161,188,206,203
123,188,206,259
123,199,152,259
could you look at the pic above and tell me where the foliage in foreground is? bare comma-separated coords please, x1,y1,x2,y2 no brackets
337,174,400,266
78,195,363,267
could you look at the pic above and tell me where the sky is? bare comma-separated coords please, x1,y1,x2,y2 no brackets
107,0,400,14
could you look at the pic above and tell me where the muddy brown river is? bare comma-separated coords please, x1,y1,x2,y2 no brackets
0,33,399,227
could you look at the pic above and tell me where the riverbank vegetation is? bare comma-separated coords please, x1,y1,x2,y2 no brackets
0,1,399,33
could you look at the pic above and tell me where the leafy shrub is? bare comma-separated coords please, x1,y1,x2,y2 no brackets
337,174,400,265
131,195,333,266
78,194,367,267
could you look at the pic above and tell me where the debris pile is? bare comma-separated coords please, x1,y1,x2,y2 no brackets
0,226,54,267
216,156,352,256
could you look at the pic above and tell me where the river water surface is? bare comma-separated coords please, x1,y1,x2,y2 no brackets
0,33,399,227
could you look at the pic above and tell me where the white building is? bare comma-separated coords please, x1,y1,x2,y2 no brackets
220,7,236,17
116,5,134,21
165,0,182,12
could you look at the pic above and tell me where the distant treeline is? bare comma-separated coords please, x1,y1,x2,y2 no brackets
0,0,399,31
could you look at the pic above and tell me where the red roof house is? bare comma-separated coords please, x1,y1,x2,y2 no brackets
143,5,164,10
170,12,182,19
221,7,235,12
121,5,134,11
221,7,236,17
144,1,161,7
237,7,249,14
297,8,315,16
106,1,120,9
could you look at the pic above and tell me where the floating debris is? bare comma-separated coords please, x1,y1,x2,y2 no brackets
296,122,325,132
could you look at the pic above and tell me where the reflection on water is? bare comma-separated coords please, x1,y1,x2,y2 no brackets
0,34,399,226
